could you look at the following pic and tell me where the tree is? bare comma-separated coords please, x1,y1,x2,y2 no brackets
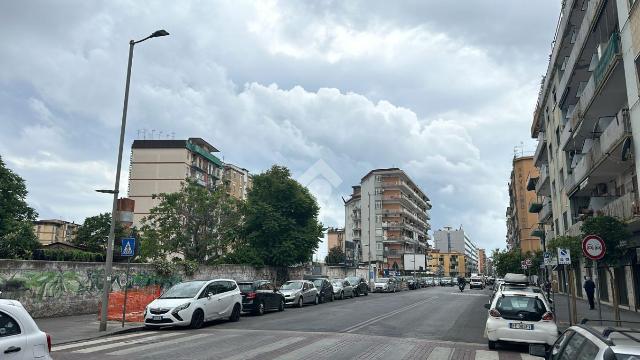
325,246,346,265
244,165,324,268
0,155,39,259
492,248,523,276
581,215,629,321
140,180,243,263
74,213,125,253
547,235,582,265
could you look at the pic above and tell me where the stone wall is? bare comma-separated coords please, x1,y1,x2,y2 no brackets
0,260,305,318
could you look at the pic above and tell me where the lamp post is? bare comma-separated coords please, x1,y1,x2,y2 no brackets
99,30,170,332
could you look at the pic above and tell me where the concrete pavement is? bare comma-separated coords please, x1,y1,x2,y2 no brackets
35,314,142,345
552,292,640,328
50,286,537,359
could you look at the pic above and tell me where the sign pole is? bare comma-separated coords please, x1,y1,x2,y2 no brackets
581,234,606,326
121,256,131,327
564,265,572,326
594,261,602,325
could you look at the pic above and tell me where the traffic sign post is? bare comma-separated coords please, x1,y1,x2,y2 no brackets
582,235,606,325
557,248,572,325
120,238,136,327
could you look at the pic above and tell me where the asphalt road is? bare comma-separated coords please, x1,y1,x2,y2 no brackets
52,286,534,359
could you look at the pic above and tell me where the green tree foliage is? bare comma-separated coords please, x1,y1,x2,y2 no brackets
74,213,125,253
0,156,40,259
492,248,523,276
581,216,629,268
325,246,346,265
547,235,582,265
244,165,324,267
140,180,243,263
221,245,265,267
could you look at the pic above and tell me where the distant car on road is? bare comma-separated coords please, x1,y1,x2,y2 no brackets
0,299,52,360
469,276,485,290
144,279,242,329
440,277,453,286
345,276,369,296
373,278,397,293
331,279,354,299
424,277,436,287
309,278,334,303
406,277,418,290
280,280,319,307
237,280,285,315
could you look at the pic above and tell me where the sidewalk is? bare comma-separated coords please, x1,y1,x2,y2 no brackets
552,293,640,329
35,314,143,345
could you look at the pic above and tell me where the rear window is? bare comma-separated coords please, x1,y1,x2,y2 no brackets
496,296,546,321
238,283,255,292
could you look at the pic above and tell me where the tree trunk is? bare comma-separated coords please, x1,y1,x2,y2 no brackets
606,267,621,322
568,268,578,324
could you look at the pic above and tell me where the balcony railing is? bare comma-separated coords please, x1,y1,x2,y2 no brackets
560,119,574,150
600,109,631,155
599,192,639,222
384,249,403,258
594,32,621,87
539,198,553,223
533,132,547,165
535,165,550,195
529,200,543,213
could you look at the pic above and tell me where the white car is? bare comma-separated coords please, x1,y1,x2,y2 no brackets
485,290,558,350
144,279,242,329
470,276,485,289
0,299,52,360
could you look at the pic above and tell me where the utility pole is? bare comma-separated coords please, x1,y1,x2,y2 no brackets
367,192,373,283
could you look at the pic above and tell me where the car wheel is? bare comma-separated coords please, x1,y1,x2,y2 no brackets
189,309,204,329
393,287,396,293
314,296,319,305
229,304,241,322
278,298,285,312
488,340,496,350
297,296,304,308
355,289,360,297
364,290,368,296
330,293,334,302
255,301,265,316
340,291,344,300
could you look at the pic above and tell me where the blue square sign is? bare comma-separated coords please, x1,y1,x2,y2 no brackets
121,238,136,257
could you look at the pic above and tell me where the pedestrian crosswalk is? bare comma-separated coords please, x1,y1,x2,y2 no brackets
51,329,542,360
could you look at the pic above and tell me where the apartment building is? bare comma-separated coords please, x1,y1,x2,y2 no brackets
33,219,79,246
530,0,640,311
433,226,478,276
427,250,466,278
344,168,431,274
327,227,345,250
128,138,224,226
506,155,542,253
223,163,252,200
478,248,487,275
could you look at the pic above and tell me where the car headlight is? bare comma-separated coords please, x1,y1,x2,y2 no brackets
174,302,191,312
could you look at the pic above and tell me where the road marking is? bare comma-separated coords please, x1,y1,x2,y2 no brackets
427,346,453,360
474,349,499,360
225,337,305,360
272,338,341,360
106,333,211,356
51,331,156,351
449,292,489,297
73,332,181,353
341,297,438,333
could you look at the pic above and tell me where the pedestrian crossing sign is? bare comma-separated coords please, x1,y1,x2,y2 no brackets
121,238,135,257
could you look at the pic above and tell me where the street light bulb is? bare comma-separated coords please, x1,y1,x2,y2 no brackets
150,30,170,38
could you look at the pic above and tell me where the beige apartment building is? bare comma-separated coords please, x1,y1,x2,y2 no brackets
128,138,224,226
478,248,486,275
530,0,640,310
506,155,542,254
327,227,345,251
223,163,252,200
33,219,79,245
427,250,466,278
344,168,431,274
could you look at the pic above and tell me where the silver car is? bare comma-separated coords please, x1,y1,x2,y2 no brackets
373,277,398,293
331,279,354,300
279,280,319,307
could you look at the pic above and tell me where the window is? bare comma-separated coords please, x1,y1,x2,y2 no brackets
375,188,383,194
562,212,569,232
635,55,640,92
0,311,20,337
559,168,564,187
375,228,383,236
554,219,560,234
576,338,600,359
375,200,382,209
375,175,382,182
558,332,589,360
375,215,382,223
551,330,574,360
552,180,556,195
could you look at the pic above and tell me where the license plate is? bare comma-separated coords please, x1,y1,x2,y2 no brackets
153,316,163,321
509,323,533,330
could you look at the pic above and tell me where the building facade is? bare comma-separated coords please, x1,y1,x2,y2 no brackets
433,226,478,276
327,227,345,251
478,248,487,275
506,155,542,253
427,250,466,278
33,219,79,246
344,168,431,274
530,0,640,311
223,163,252,200
128,138,224,226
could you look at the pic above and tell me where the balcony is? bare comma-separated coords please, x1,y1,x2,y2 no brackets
535,165,550,196
528,200,543,213
538,198,553,223
560,118,576,151
594,32,621,88
526,174,538,191
533,132,548,166
384,249,403,258
599,192,640,223
600,109,631,155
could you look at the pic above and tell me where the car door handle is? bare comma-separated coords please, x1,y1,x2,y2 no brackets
4,346,21,354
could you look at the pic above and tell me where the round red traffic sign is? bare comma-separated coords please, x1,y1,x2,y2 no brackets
582,234,606,260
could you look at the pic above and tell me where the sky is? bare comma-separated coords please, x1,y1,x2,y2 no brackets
0,1,561,260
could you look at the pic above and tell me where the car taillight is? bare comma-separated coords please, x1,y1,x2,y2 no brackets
246,292,257,300
489,309,501,318
542,312,554,321
46,333,52,353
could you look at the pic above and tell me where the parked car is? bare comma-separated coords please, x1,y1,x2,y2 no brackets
440,277,453,286
345,276,369,296
237,280,285,315
416,278,427,288
424,277,436,287
280,280,319,307
144,279,242,329
309,278,334,303
407,277,418,290
528,319,640,359
0,299,52,360
373,278,397,293
331,279,354,299
469,276,485,290
484,290,557,350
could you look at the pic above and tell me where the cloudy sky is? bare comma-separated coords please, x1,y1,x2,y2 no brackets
0,1,560,258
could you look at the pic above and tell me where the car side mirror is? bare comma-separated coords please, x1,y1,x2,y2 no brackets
528,344,547,358
483,303,490,309
207,292,214,299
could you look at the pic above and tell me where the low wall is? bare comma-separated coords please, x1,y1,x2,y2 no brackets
0,260,305,319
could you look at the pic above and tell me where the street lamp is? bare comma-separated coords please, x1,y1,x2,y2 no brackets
99,29,169,332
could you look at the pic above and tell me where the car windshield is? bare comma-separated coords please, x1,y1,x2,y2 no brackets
237,283,255,292
616,355,640,360
346,277,359,284
331,281,342,286
496,296,546,321
281,282,303,290
377,278,389,283
312,279,324,288
160,281,207,299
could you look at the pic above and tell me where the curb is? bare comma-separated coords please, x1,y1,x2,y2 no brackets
53,324,145,346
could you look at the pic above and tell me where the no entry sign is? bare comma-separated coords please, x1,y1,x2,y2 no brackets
582,234,606,261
